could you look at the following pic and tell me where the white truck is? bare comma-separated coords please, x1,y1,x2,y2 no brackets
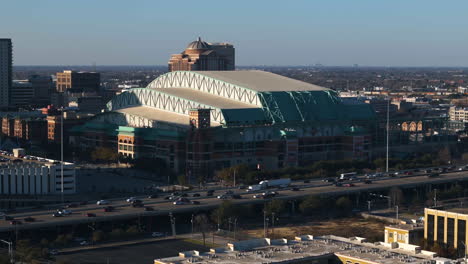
248,178,291,191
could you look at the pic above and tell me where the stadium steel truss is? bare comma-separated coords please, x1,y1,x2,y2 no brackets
105,70,375,129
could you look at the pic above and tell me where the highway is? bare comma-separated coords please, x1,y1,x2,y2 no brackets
0,169,467,232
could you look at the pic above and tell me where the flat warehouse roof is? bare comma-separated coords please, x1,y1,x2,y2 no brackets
193,70,329,92
155,88,260,109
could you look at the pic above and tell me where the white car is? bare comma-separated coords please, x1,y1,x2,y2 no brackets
126,197,137,203
152,232,165,238
96,200,110,205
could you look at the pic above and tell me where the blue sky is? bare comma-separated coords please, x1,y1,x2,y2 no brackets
1,0,467,66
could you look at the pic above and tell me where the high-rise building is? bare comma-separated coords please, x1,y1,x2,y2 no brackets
11,80,34,107
0,39,12,108
168,37,235,72
29,75,53,106
55,70,100,93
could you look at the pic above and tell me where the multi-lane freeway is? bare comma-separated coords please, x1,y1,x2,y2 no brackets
0,169,467,232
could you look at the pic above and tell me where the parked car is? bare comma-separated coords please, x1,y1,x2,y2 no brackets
96,200,109,205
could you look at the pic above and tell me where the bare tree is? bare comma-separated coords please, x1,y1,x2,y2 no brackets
194,214,210,246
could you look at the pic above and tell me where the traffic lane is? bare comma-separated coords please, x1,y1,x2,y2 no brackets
1,171,467,229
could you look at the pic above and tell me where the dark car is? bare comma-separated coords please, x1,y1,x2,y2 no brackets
144,206,154,211
10,220,21,225
303,180,310,183
425,169,432,174
52,212,62,217
24,217,35,222
231,194,242,199
164,196,171,200
190,201,200,205
292,187,300,191
364,179,372,184
335,182,343,187
428,173,440,178
103,206,114,212
192,193,200,197
79,201,88,205
206,190,214,196
66,203,79,208
132,200,144,207
171,192,180,196
148,194,159,199
86,213,96,217
12,159,23,163
180,193,188,197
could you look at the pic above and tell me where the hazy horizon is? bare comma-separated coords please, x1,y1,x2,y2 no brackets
2,0,468,67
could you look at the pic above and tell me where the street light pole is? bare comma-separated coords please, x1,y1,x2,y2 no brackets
263,210,267,238
434,189,438,207
61,109,64,204
386,97,390,173
395,205,399,221
191,214,194,238
0,239,13,264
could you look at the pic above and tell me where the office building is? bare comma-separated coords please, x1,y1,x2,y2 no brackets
425,208,468,252
449,106,468,122
10,80,34,107
0,39,12,108
155,234,453,264
47,111,84,144
56,70,100,93
0,161,75,195
168,37,235,71
29,75,53,106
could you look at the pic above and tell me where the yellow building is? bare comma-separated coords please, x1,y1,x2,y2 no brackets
385,224,423,244
425,208,468,252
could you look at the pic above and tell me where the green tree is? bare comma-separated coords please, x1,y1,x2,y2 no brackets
92,230,106,242
91,147,118,163
265,199,286,216
335,197,352,216
299,196,323,216
211,201,237,228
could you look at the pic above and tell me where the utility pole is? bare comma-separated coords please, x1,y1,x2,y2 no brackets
191,214,194,238
386,97,390,173
434,189,438,207
233,218,237,241
263,210,267,238
395,205,399,221
169,212,176,237
271,212,276,237
233,169,236,187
